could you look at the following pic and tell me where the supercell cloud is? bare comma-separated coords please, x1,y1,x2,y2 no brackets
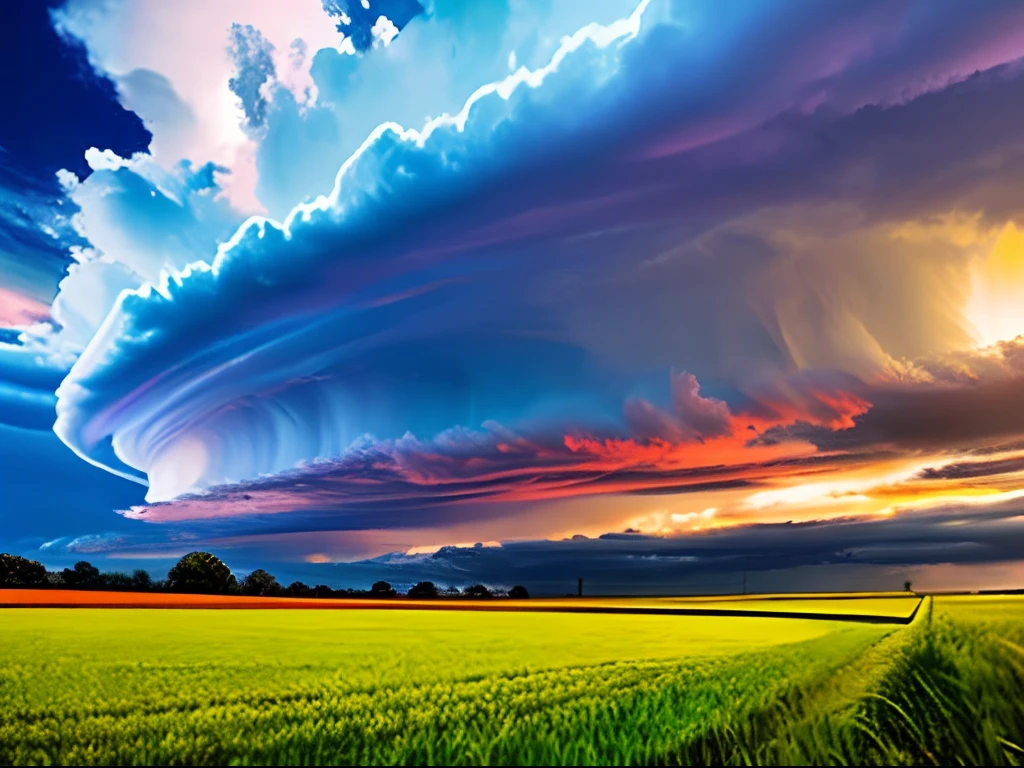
5,0,1024,582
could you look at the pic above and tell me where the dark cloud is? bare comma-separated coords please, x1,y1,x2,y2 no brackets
920,457,1024,481
313,500,1024,593
757,342,1024,453
76,498,1024,594
866,379,1024,450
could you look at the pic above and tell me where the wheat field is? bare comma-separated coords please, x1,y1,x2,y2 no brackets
0,596,1021,765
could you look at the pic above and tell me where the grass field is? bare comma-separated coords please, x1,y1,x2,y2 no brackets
0,595,1021,765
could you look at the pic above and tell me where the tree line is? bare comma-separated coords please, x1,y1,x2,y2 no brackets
0,551,529,599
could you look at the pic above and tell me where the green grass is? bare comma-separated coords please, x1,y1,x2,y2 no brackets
851,597,1024,766
678,596,1024,766
0,597,1021,765
0,609,842,713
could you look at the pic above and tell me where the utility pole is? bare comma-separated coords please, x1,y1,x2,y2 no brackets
578,577,583,597
742,570,747,596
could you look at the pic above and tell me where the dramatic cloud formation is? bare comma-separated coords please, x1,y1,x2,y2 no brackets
35,494,1024,595
4,0,1024,588
323,498,1024,594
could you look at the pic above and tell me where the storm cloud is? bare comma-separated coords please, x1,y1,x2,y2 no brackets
5,1,1024,581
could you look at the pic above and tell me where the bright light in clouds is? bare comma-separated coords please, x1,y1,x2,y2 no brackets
628,506,720,535
875,487,1024,520
745,462,941,511
968,222,1024,347
614,453,1024,539
405,541,502,556
671,507,717,524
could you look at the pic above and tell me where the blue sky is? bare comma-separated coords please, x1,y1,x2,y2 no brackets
5,0,1024,592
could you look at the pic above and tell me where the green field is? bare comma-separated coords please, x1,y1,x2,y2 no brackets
1,597,1022,765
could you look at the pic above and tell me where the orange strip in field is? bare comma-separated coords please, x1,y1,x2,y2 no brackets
0,589,488,610
0,589,910,609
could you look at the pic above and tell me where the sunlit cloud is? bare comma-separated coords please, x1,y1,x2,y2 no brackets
968,222,1024,347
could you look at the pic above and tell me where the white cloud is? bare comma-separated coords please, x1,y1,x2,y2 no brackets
55,168,79,192
84,147,130,171
54,0,342,213
371,16,399,48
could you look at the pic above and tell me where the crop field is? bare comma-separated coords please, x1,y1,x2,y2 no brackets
1,596,1022,765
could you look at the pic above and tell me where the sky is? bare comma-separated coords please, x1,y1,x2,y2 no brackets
4,0,1024,594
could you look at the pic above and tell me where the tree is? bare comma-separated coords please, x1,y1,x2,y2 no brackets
100,572,133,591
370,580,395,597
312,584,334,599
62,561,101,589
509,585,530,599
408,581,439,599
285,581,312,598
904,580,914,593
131,569,153,591
0,553,46,588
166,552,237,594
463,584,492,599
240,568,283,597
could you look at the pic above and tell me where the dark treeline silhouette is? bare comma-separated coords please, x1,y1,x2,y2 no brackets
0,552,529,599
